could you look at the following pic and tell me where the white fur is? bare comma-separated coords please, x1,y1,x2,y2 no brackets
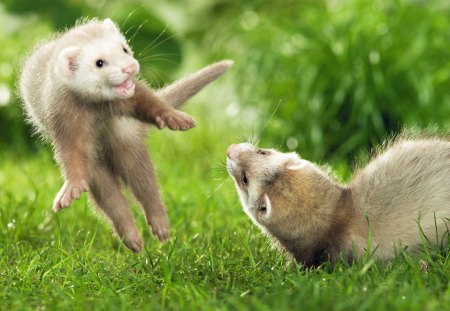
262,194,272,219
286,159,308,170
227,139,450,263
43,19,140,102
102,18,117,31
67,37,139,101
226,143,294,222
57,46,81,77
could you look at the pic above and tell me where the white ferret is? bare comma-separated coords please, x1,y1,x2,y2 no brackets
19,18,233,252
226,137,450,267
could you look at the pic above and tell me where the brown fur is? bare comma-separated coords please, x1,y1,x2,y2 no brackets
20,18,233,251
226,138,450,267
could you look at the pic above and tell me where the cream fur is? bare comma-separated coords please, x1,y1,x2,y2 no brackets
227,137,450,266
19,18,233,252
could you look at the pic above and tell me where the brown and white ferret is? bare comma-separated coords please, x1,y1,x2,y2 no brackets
226,137,450,267
19,18,233,252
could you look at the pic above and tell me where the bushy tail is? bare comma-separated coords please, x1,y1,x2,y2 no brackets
156,60,234,109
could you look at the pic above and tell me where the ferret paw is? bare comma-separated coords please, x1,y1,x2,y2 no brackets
123,230,143,253
148,214,170,242
155,109,195,131
52,179,89,212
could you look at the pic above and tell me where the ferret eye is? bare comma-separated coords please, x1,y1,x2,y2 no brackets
257,149,267,155
242,172,249,186
95,59,104,68
123,47,129,54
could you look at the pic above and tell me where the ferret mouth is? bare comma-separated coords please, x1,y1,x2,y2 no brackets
113,79,135,98
258,206,267,217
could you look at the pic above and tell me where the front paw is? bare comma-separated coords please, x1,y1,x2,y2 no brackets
155,109,195,131
52,179,89,212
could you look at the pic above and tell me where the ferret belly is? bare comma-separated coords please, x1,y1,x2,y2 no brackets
96,117,148,168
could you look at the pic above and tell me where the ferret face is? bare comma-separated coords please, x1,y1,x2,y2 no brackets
226,143,312,227
56,19,140,101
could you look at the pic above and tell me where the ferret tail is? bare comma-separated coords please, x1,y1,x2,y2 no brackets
156,60,234,109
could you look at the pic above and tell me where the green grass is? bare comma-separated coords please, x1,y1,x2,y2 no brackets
2,0,450,309
1,99,450,311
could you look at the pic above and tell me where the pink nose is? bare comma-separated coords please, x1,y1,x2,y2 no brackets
227,144,237,157
122,63,138,75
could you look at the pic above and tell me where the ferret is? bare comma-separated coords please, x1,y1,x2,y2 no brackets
226,137,450,267
19,18,233,252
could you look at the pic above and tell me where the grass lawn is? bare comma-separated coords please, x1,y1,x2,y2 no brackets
1,97,450,311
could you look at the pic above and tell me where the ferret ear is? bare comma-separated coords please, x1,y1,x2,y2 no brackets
286,158,307,170
103,18,120,33
57,46,81,77
262,194,272,218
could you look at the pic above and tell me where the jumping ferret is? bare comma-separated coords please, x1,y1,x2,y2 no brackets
19,18,233,252
226,137,450,267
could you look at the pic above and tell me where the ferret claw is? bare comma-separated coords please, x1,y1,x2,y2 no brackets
123,230,143,253
52,179,89,212
148,215,170,242
156,109,195,131
154,116,165,129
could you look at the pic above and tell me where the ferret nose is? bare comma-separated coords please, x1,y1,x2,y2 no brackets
227,144,237,158
122,63,138,75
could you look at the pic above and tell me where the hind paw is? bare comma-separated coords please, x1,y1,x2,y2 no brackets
52,179,89,212
123,231,144,253
148,214,170,242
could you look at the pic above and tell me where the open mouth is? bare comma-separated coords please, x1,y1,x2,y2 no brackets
113,79,135,98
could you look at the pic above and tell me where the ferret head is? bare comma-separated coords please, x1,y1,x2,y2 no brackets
55,18,140,101
226,143,342,241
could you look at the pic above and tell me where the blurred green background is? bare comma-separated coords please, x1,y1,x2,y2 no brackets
0,0,449,162
1,1,450,309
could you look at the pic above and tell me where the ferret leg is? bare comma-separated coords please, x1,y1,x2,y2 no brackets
106,119,169,242
131,81,196,131
89,161,143,252
51,111,96,211
119,146,169,242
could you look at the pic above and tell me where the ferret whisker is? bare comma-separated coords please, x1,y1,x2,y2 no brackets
137,26,173,57
257,99,282,139
224,136,245,144
232,201,241,210
141,33,178,57
19,17,233,252
144,68,168,86
140,56,178,65
250,118,256,144
124,25,135,37
140,52,179,59
208,177,232,199
144,25,168,50
121,8,140,32
150,33,178,51
139,53,179,62
278,137,286,150
226,136,450,268
214,164,230,177
243,129,259,146
128,20,148,45
215,177,230,190
237,134,250,144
